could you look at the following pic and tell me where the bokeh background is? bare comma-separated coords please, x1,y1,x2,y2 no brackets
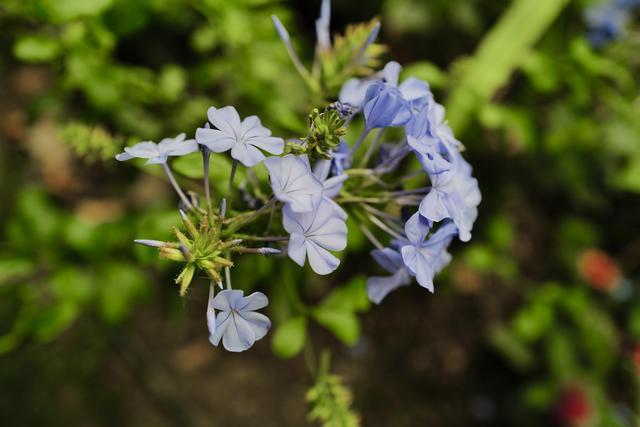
1,0,640,426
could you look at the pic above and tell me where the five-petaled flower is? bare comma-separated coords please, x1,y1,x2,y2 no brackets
209,289,271,352
283,199,347,275
115,133,198,164
400,213,457,292
196,106,284,167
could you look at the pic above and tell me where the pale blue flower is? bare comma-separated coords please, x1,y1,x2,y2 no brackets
209,289,271,352
195,106,284,167
283,199,347,275
115,133,198,164
400,213,457,292
264,154,323,213
339,78,375,110
313,159,348,220
316,0,331,50
363,81,411,129
418,155,481,242
367,242,411,303
207,283,216,343
407,135,455,176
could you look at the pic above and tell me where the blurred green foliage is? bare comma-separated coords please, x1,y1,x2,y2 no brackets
1,0,640,425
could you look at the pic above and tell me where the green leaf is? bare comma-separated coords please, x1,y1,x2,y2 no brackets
319,276,370,313
158,65,187,102
40,0,113,22
446,0,569,133
312,308,360,346
0,258,34,285
14,36,61,62
271,316,307,358
97,263,150,323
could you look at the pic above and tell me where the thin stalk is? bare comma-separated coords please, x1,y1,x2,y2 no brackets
368,213,405,240
233,234,289,242
227,159,238,207
360,128,385,167
352,210,384,249
202,148,212,212
225,266,232,290
388,187,431,196
162,163,194,211
224,198,276,229
349,127,371,158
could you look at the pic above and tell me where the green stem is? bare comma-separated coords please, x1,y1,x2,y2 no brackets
162,163,194,211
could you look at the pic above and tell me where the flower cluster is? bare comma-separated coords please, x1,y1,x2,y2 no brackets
115,0,479,352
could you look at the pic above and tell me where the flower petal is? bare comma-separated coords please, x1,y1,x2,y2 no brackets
231,142,265,167
306,240,340,275
208,106,241,136
287,232,307,267
366,268,411,304
238,311,271,341
240,291,269,311
195,127,235,152
246,136,284,155
222,313,256,352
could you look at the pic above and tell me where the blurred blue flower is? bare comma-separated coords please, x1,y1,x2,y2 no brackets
283,199,347,275
367,242,411,303
264,154,323,213
115,133,198,164
196,106,284,167
400,214,457,292
584,0,638,47
209,289,271,352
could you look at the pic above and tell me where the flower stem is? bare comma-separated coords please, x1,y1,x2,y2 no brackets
232,234,289,242
162,163,194,211
225,266,232,290
360,128,385,167
368,213,405,240
202,148,212,212
227,159,238,208
349,127,371,158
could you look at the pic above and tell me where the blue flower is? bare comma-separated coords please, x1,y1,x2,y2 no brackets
367,242,411,303
363,81,411,129
195,106,284,167
313,159,348,219
209,289,271,352
400,213,457,292
283,199,347,275
264,154,324,213
339,78,375,111
418,155,481,242
115,133,198,164
407,135,455,176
